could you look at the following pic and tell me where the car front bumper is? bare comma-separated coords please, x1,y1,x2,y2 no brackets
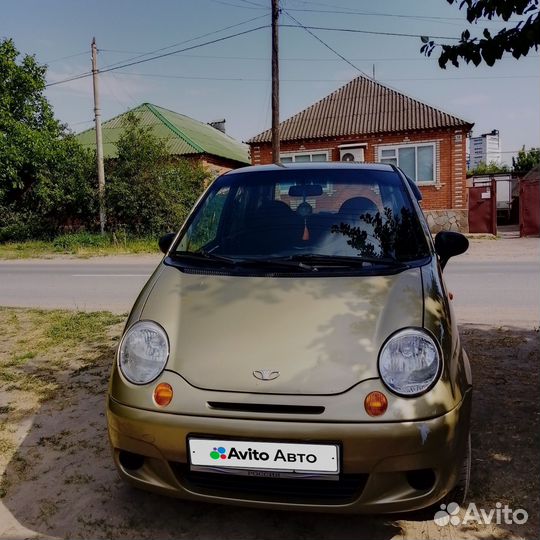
107,389,471,514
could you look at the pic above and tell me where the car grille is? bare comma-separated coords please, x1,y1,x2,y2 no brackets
171,463,367,505
206,402,325,415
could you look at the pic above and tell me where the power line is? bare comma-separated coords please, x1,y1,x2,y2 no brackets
235,0,268,7
99,13,269,71
47,14,269,86
112,71,539,82
284,7,526,26
99,25,268,73
97,51,540,62
45,24,269,88
281,23,461,40
283,10,371,78
208,0,266,9
284,0,527,22
45,14,269,86
100,48,148,54
43,51,89,63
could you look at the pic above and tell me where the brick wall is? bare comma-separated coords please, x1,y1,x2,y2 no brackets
200,154,248,179
248,127,470,214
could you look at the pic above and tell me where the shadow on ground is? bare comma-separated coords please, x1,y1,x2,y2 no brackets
1,325,538,539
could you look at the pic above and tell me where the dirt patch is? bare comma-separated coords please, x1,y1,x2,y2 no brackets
0,309,538,539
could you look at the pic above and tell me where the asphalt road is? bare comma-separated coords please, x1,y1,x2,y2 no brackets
1,238,538,327
444,259,539,328
0,256,160,314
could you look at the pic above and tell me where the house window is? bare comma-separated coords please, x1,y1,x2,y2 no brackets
280,151,329,163
278,151,331,194
379,144,435,184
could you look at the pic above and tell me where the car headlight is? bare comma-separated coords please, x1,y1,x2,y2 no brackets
378,328,441,396
118,321,169,384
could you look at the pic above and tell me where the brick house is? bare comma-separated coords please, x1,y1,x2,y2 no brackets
248,76,474,232
77,103,250,176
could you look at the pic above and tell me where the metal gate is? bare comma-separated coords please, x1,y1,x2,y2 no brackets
468,179,497,234
520,177,540,237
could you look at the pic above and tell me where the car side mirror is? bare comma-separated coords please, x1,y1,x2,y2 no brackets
158,232,176,254
434,231,468,270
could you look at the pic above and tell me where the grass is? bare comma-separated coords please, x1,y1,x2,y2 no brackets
42,310,124,348
0,307,125,498
0,307,124,403
0,232,160,259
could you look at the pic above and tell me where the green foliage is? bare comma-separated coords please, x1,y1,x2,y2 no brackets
0,38,211,241
468,161,510,176
0,234,158,259
43,310,124,347
421,0,539,68
512,146,540,173
52,232,111,250
331,207,428,261
0,38,96,241
186,187,228,251
105,112,210,236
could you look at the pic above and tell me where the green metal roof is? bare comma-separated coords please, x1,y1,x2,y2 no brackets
76,103,250,164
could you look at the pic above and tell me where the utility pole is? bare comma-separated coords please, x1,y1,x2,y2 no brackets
91,37,106,235
271,0,280,163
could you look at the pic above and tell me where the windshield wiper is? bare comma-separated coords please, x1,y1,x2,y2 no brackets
172,250,239,266
272,254,408,269
171,251,315,271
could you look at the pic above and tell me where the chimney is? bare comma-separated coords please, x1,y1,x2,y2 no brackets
209,119,226,134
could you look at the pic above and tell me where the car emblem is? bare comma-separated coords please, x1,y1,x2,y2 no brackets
253,369,280,381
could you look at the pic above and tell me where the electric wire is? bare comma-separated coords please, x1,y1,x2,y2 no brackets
45,24,269,87
282,10,371,78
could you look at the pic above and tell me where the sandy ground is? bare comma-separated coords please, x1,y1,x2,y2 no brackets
0,305,538,539
459,235,539,262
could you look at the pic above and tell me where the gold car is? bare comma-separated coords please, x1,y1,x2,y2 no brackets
107,163,472,513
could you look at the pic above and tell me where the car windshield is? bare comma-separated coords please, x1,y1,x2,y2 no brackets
173,168,430,264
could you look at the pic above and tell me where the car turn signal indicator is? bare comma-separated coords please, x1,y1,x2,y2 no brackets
154,383,173,407
364,391,388,417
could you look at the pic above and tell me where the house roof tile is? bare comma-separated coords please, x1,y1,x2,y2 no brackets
77,103,250,164
248,76,472,143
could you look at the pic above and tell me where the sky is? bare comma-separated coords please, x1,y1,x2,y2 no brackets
2,0,539,165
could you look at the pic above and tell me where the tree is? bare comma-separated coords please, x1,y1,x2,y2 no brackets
105,113,210,236
0,38,95,240
512,146,540,173
467,161,509,176
421,0,539,68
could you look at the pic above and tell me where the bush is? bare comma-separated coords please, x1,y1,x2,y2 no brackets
0,206,44,242
104,113,210,236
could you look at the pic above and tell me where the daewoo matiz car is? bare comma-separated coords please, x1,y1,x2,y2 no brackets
107,163,472,513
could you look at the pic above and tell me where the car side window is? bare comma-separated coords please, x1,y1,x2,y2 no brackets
180,186,230,252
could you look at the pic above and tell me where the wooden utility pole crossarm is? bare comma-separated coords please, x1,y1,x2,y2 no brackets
91,37,106,234
271,0,280,164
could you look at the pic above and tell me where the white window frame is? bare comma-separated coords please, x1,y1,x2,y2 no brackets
378,142,437,185
277,150,332,195
280,150,330,163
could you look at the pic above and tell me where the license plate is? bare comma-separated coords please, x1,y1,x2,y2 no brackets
188,438,339,475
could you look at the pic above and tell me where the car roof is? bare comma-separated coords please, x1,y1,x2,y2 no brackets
224,162,395,176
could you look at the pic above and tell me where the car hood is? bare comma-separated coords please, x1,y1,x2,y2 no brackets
140,264,424,395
